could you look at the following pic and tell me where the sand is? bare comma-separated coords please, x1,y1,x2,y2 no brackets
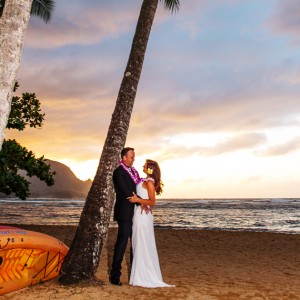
1,225,300,300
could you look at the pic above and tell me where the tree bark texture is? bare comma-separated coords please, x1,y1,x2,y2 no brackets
59,0,159,284
0,0,33,150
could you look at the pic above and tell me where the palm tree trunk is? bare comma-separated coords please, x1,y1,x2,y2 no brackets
59,0,159,284
0,0,33,150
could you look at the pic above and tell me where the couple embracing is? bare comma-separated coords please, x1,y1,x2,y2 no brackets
109,147,173,288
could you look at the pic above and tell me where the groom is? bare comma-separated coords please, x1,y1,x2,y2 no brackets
110,147,139,286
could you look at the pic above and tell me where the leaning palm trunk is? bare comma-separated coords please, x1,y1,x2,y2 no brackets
0,0,33,150
59,0,159,284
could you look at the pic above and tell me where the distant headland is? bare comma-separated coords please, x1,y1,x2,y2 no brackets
1,160,92,199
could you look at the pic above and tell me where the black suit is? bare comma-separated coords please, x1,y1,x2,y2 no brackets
110,165,137,282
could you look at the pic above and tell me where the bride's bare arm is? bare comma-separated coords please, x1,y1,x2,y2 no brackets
128,180,156,206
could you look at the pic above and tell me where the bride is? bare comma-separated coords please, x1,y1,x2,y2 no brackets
127,159,174,288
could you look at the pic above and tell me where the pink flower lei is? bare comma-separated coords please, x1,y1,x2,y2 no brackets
119,160,142,184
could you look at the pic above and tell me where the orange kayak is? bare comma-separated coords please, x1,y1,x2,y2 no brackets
0,225,69,295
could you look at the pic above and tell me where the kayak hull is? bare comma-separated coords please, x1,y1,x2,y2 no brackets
0,225,69,295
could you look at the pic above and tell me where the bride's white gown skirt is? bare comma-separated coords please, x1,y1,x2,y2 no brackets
129,205,174,288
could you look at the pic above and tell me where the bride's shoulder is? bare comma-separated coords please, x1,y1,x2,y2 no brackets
139,178,155,188
145,177,155,183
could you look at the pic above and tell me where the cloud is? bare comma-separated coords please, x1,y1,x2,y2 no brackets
19,0,300,150
25,0,141,48
254,137,300,156
11,0,300,194
203,133,267,156
128,132,267,161
128,79,300,144
18,51,122,103
268,0,300,43
242,175,262,183
25,0,239,49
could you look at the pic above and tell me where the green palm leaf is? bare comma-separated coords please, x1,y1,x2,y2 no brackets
161,0,180,13
31,0,55,23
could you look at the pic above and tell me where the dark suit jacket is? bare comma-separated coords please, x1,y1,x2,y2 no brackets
113,165,137,221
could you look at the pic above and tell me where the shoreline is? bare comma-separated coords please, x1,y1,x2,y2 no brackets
1,224,300,299
5,222,300,235
1,197,300,235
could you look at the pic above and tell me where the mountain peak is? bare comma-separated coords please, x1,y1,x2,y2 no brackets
1,160,92,199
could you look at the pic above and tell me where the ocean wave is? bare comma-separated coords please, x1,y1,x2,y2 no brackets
1,198,300,234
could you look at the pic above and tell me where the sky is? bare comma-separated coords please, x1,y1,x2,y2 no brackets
6,0,300,198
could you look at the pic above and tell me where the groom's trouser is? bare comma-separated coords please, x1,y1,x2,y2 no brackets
110,220,133,281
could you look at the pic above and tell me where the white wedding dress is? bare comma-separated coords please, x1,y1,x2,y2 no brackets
129,179,174,288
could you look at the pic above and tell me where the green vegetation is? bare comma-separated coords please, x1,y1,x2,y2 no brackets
0,83,55,200
0,0,55,20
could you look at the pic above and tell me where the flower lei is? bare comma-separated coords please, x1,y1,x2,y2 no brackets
119,160,142,184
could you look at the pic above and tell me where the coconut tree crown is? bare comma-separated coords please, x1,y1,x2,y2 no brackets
0,0,54,21
31,0,55,23
161,0,180,13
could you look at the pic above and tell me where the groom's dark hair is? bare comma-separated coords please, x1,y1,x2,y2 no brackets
121,147,134,158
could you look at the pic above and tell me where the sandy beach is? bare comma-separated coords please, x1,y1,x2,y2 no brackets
1,225,300,300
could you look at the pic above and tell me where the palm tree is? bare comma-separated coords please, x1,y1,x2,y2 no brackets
0,0,54,151
59,0,180,284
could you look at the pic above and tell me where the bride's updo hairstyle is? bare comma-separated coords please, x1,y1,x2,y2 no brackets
146,159,164,195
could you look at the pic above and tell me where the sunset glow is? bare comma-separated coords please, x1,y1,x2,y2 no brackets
6,0,300,198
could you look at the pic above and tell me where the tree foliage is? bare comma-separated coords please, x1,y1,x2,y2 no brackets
0,139,54,199
0,83,55,200
0,0,55,21
0,0,5,18
160,0,180,13
31,0,55,23
7,82,45,131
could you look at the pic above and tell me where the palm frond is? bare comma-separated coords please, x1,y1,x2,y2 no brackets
160,0,180,14
31,0,55,23
0,0,6,18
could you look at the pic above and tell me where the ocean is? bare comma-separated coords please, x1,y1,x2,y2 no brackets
0,198,299,234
